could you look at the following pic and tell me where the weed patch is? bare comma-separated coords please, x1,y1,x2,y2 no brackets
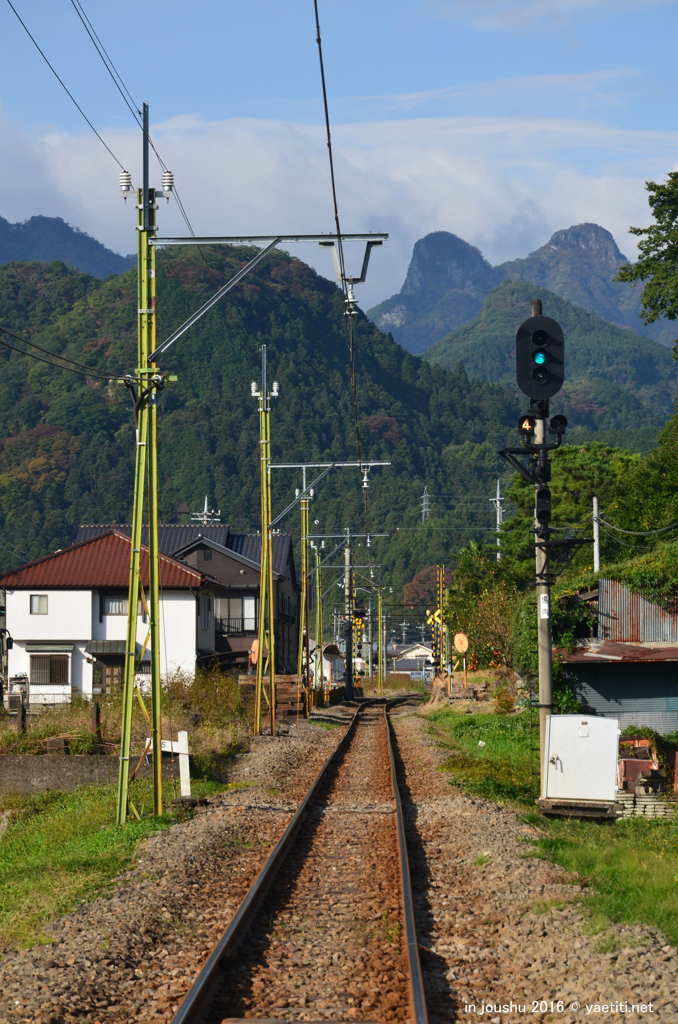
0,778,226,951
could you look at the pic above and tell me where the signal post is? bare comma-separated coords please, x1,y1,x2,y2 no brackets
500,298,579,794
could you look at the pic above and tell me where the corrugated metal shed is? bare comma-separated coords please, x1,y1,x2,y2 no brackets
599,578,678,642
565,660,678,735
0,531,208,590
559,641,678,663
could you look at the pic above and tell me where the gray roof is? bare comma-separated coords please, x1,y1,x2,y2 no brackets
75,525,293,580
75,524,230,554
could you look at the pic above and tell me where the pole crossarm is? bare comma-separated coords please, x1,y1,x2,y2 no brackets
151,232,388,246
149,238,280,360
271,461,390,470
269,465,334,529
268,463,390,529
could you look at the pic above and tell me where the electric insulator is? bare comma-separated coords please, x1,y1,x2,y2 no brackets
119,170,133,193
271,381,280,397
161,170,174,191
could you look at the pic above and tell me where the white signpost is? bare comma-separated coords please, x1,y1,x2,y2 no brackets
147,730,191,799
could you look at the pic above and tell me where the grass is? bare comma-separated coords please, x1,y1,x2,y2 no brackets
0,777,227,951
428,705,535,804
427,705,678,945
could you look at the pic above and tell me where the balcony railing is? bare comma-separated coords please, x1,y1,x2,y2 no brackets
217,617,257,637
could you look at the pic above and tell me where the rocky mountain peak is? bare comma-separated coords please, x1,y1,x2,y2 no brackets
543,223,628,267
400,230,497,297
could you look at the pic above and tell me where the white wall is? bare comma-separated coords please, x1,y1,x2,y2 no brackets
5,587,200,696
7,589,91,642
156,592,197,677
9,642,93,702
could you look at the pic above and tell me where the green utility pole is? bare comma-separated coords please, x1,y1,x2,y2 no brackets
313,543,324,694
253,347,278,736
377,589,384,696
117,103,163,825
297,495,310,681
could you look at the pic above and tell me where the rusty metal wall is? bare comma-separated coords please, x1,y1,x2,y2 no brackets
598,579,678,642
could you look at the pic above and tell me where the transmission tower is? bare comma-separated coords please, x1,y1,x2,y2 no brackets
421,486,430,522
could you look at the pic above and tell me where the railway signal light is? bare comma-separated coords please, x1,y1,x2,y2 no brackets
549,414,568,439
516,315,564,400
536,487,552,526
518,413,536,437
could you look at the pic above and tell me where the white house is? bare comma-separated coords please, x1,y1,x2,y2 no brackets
0,530,225,704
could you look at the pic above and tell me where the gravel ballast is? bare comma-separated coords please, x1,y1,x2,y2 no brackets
390,707,678,1023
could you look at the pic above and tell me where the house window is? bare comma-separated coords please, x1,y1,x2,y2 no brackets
203,548,212,561
30,654,68,686
30,595,48,615
104,595,127,615
200,596,211,631
243,596,256,631
215,596,258,635
102,596,144,618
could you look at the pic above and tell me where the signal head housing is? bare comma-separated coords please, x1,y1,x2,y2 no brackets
516,314,564,399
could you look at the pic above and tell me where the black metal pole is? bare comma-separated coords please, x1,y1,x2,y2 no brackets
142,102,150,232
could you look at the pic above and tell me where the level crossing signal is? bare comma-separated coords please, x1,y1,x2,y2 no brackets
516,315,564,399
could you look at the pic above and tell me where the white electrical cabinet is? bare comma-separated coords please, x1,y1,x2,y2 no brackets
543,715,619,802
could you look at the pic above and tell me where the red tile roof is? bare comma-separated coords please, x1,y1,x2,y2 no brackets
0,530,207,590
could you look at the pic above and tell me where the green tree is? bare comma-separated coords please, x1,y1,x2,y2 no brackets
616,172,678,350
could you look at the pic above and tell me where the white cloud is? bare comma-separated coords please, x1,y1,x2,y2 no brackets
0,104,674,307
426,0,666,29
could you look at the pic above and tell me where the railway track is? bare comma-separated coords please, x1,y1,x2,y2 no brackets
171,700,428,1024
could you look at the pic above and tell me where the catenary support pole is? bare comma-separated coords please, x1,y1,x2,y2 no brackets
297,496,309,680
593,495,600,572
254,348,270,736
377,590,383,696
117,103,162,824
494,480,503,560
265,396,276,736
344,539,353,698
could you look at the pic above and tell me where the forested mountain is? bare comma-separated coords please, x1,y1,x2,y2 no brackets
368,224,674,354
0,253,519,592
0,215,135,279
424,280,678,451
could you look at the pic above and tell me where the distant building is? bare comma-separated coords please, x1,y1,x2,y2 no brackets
75,524,299,674
559,579,678,735
0,530,224,705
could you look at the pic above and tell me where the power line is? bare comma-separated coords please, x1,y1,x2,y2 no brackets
0,324,127,381
69,0,140,122
597,516,678,537
69,0,207,253
5,0,126,170
313,0,375,598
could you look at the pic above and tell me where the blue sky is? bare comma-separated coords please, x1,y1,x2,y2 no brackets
0,0,676,304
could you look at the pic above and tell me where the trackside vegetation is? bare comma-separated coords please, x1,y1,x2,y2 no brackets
427,706,678,946
0,778,228,951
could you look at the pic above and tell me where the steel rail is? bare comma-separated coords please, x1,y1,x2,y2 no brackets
170,702,367,1024
385,699,430,1024
170,697,429,1024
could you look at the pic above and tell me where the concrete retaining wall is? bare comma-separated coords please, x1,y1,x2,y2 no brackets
0,754,182,795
